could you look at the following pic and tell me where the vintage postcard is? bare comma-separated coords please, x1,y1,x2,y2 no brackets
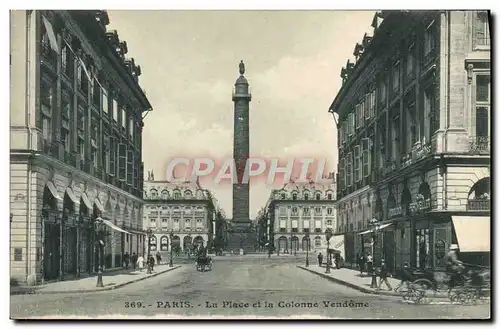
9,9,491,320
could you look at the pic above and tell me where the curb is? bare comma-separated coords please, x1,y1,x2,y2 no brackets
297,266,491,301
12,266,181,295
298,266,431,298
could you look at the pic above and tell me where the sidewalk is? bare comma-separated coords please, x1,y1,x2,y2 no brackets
11,264,181,295
298,265,449,298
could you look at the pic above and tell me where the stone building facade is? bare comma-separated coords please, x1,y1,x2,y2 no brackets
142,179,222,258
263,179,338,255
10,10,151,285
329,11,490,273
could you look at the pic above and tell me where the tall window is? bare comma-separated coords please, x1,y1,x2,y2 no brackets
122,109,127,129
346,152,353,186
356,102,363,129
129,118,134,139
102,87,108,115
77,62,89,95
406,43,415,78
61,92,71,154
361,138,371,178
112,99,119,122
91,73,100,107
379,77,387,105
103,135,110,173
406,101,418,152
423,21,437,63
423,86,435,142
91,117,99,167
475,11,490,46
475,75,490,137
39,79,54,142
61,43,73,77
392,61,400,92
77,105,85,160
391,115,400,161
354,145,361,182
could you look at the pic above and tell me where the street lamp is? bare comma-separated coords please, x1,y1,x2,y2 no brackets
169,229,174,267
369,218,381,288
146,228,153,274
325,228,333,274
95,216,105,288
305,232,310,267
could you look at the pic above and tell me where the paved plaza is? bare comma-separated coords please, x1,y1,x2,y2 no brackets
10,258,490,319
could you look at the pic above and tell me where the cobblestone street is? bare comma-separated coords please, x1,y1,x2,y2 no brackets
10,258,490,319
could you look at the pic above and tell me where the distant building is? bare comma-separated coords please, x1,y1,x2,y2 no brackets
10,10,151,285
329,11,490,272
262,177,338,255
142,177,224,257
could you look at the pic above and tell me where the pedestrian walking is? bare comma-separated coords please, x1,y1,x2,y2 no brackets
148,255,155,272
377,259,393,291
366,253,373,275
334,252,341,269
123,251,130,269
358,253,366,275
156,251,162,265
137,254,145,272
317,252,323,267
131,252,137,270
395,262,412,292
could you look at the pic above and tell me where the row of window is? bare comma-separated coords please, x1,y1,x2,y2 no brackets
338,138,372,189
42,18,141,137
278,207,335,216
147,189,203,199
338,20,439,145
145,205,206,211
278,192,334,200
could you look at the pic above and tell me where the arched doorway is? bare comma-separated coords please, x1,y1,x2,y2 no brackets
149,236,157,252
401,187,412,216
183,235,192,251
193,236,204,247
278,236,288,253
62,191,78,276
302,236,310,251
291,236,299,252
160,236,169,251
42,184,60,281
467,177,490,211
79,196,92,275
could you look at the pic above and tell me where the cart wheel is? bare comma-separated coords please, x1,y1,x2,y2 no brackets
411,279,435,304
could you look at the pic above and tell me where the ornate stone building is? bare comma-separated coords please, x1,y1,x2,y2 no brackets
329,11,490,273
142,177,224,257
10,10,150,285
263,178,338,255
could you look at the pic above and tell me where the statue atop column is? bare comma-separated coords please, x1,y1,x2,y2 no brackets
239,60,245,75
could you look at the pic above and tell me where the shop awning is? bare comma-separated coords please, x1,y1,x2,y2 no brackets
81,193,92,209
97,217,131,235
94,198,105,213
65,188,80,206
357,222,392,235
46,181,63,201
452,216,490,252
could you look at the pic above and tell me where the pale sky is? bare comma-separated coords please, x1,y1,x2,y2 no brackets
107,10,375,219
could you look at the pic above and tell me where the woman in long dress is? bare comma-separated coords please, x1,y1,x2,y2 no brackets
137,255,145,272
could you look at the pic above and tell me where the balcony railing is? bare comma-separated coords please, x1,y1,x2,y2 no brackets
467,199,490,211
469,136,490,155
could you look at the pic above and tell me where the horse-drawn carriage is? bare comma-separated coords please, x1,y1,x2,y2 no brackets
400,264,490,305
196,254,213,272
